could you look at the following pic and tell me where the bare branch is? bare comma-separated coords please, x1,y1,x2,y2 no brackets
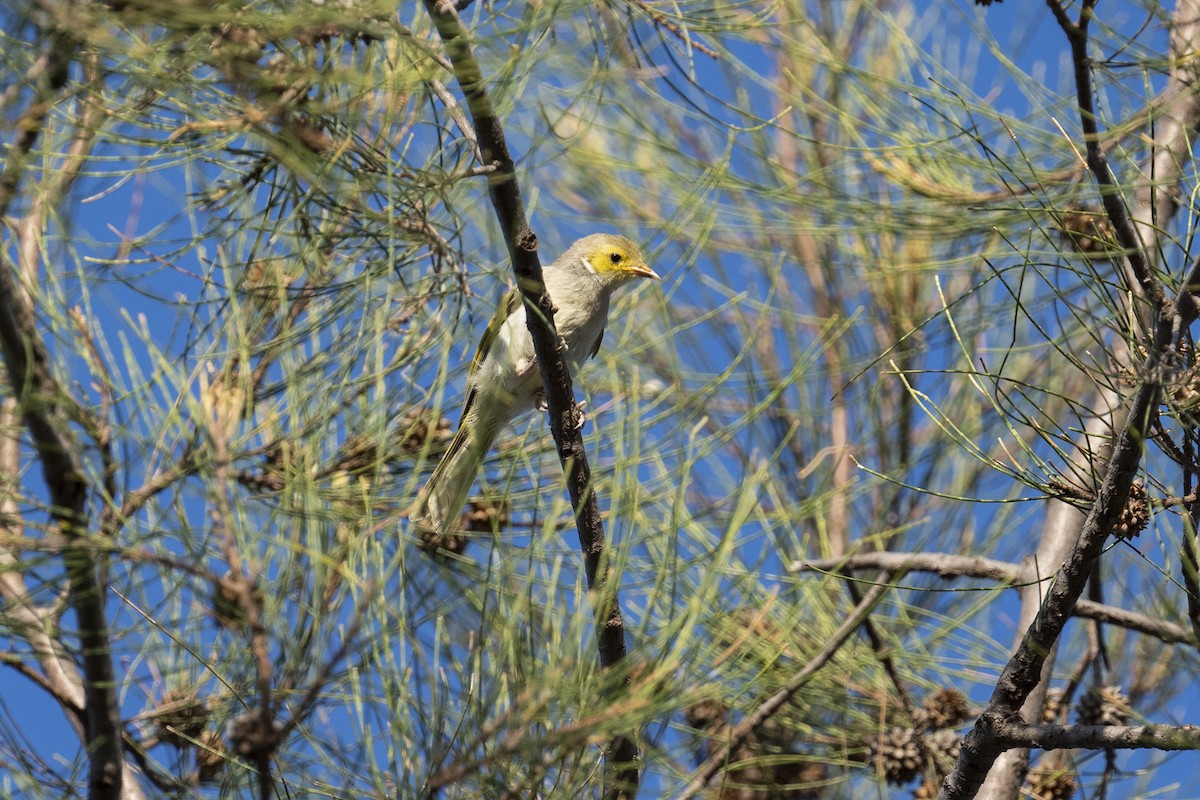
794,552,1196,645
978,720,1200,752
1,401,87,725
792,552,1021,582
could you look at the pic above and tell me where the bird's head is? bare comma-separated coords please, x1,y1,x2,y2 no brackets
572,233,660,285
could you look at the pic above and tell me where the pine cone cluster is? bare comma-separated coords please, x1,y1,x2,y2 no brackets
396,407,453,454
1130,338,1200,417
228,707,283,760
1170,338,1200,402
211,571,263,630
684,698,728,730
151,688,209,748
195,729,227,783
684,699,825,797
1041,687,1065,723
1076,685,1131,726
1114,481,1150,540
926,728,961,771
144,688,231,784
917,688,971,731
869,727,923,785
461,496,510,533
1058,206,1118,260
416,526,468,556
866,687,970,790
418,496,510,556
1027,754,1077,800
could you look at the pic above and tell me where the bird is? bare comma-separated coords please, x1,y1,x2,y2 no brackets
410,233,659,537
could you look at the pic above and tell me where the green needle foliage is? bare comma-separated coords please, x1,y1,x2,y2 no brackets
2,1,1199,799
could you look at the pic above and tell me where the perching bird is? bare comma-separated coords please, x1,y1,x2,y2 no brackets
410,233,659,536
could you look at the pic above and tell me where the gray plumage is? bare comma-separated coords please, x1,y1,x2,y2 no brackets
410,234,658,536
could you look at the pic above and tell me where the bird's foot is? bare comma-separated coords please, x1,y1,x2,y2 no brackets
574,401,588,431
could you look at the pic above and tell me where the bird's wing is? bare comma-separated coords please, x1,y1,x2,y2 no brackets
471,286,522,378
457,286,522,426
588,326,604,360
457,385,478,427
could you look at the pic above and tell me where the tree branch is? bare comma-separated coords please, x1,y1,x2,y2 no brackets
996,721,1200,751
793,552,1196,645
418,2,637,794
936,234,1200,800
935,2,1200,797
679,574,892,799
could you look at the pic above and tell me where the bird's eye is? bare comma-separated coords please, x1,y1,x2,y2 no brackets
609,251,623,264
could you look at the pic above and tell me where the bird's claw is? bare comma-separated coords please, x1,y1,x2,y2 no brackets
574,401,588,430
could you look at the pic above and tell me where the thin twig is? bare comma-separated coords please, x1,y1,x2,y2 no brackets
626,0,720,59
1053,0,1162,309
427,78,483,163
0,651,84,720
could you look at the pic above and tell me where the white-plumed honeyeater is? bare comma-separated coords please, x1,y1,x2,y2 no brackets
410,233,659,536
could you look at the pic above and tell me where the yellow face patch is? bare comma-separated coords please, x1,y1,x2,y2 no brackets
584,238,659,281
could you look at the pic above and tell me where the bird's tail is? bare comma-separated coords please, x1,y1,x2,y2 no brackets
410,410,501,537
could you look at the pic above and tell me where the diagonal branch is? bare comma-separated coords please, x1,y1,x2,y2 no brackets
936,248,1200,800
418,2,637,795
971,1,1200,796
679,574,893,799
